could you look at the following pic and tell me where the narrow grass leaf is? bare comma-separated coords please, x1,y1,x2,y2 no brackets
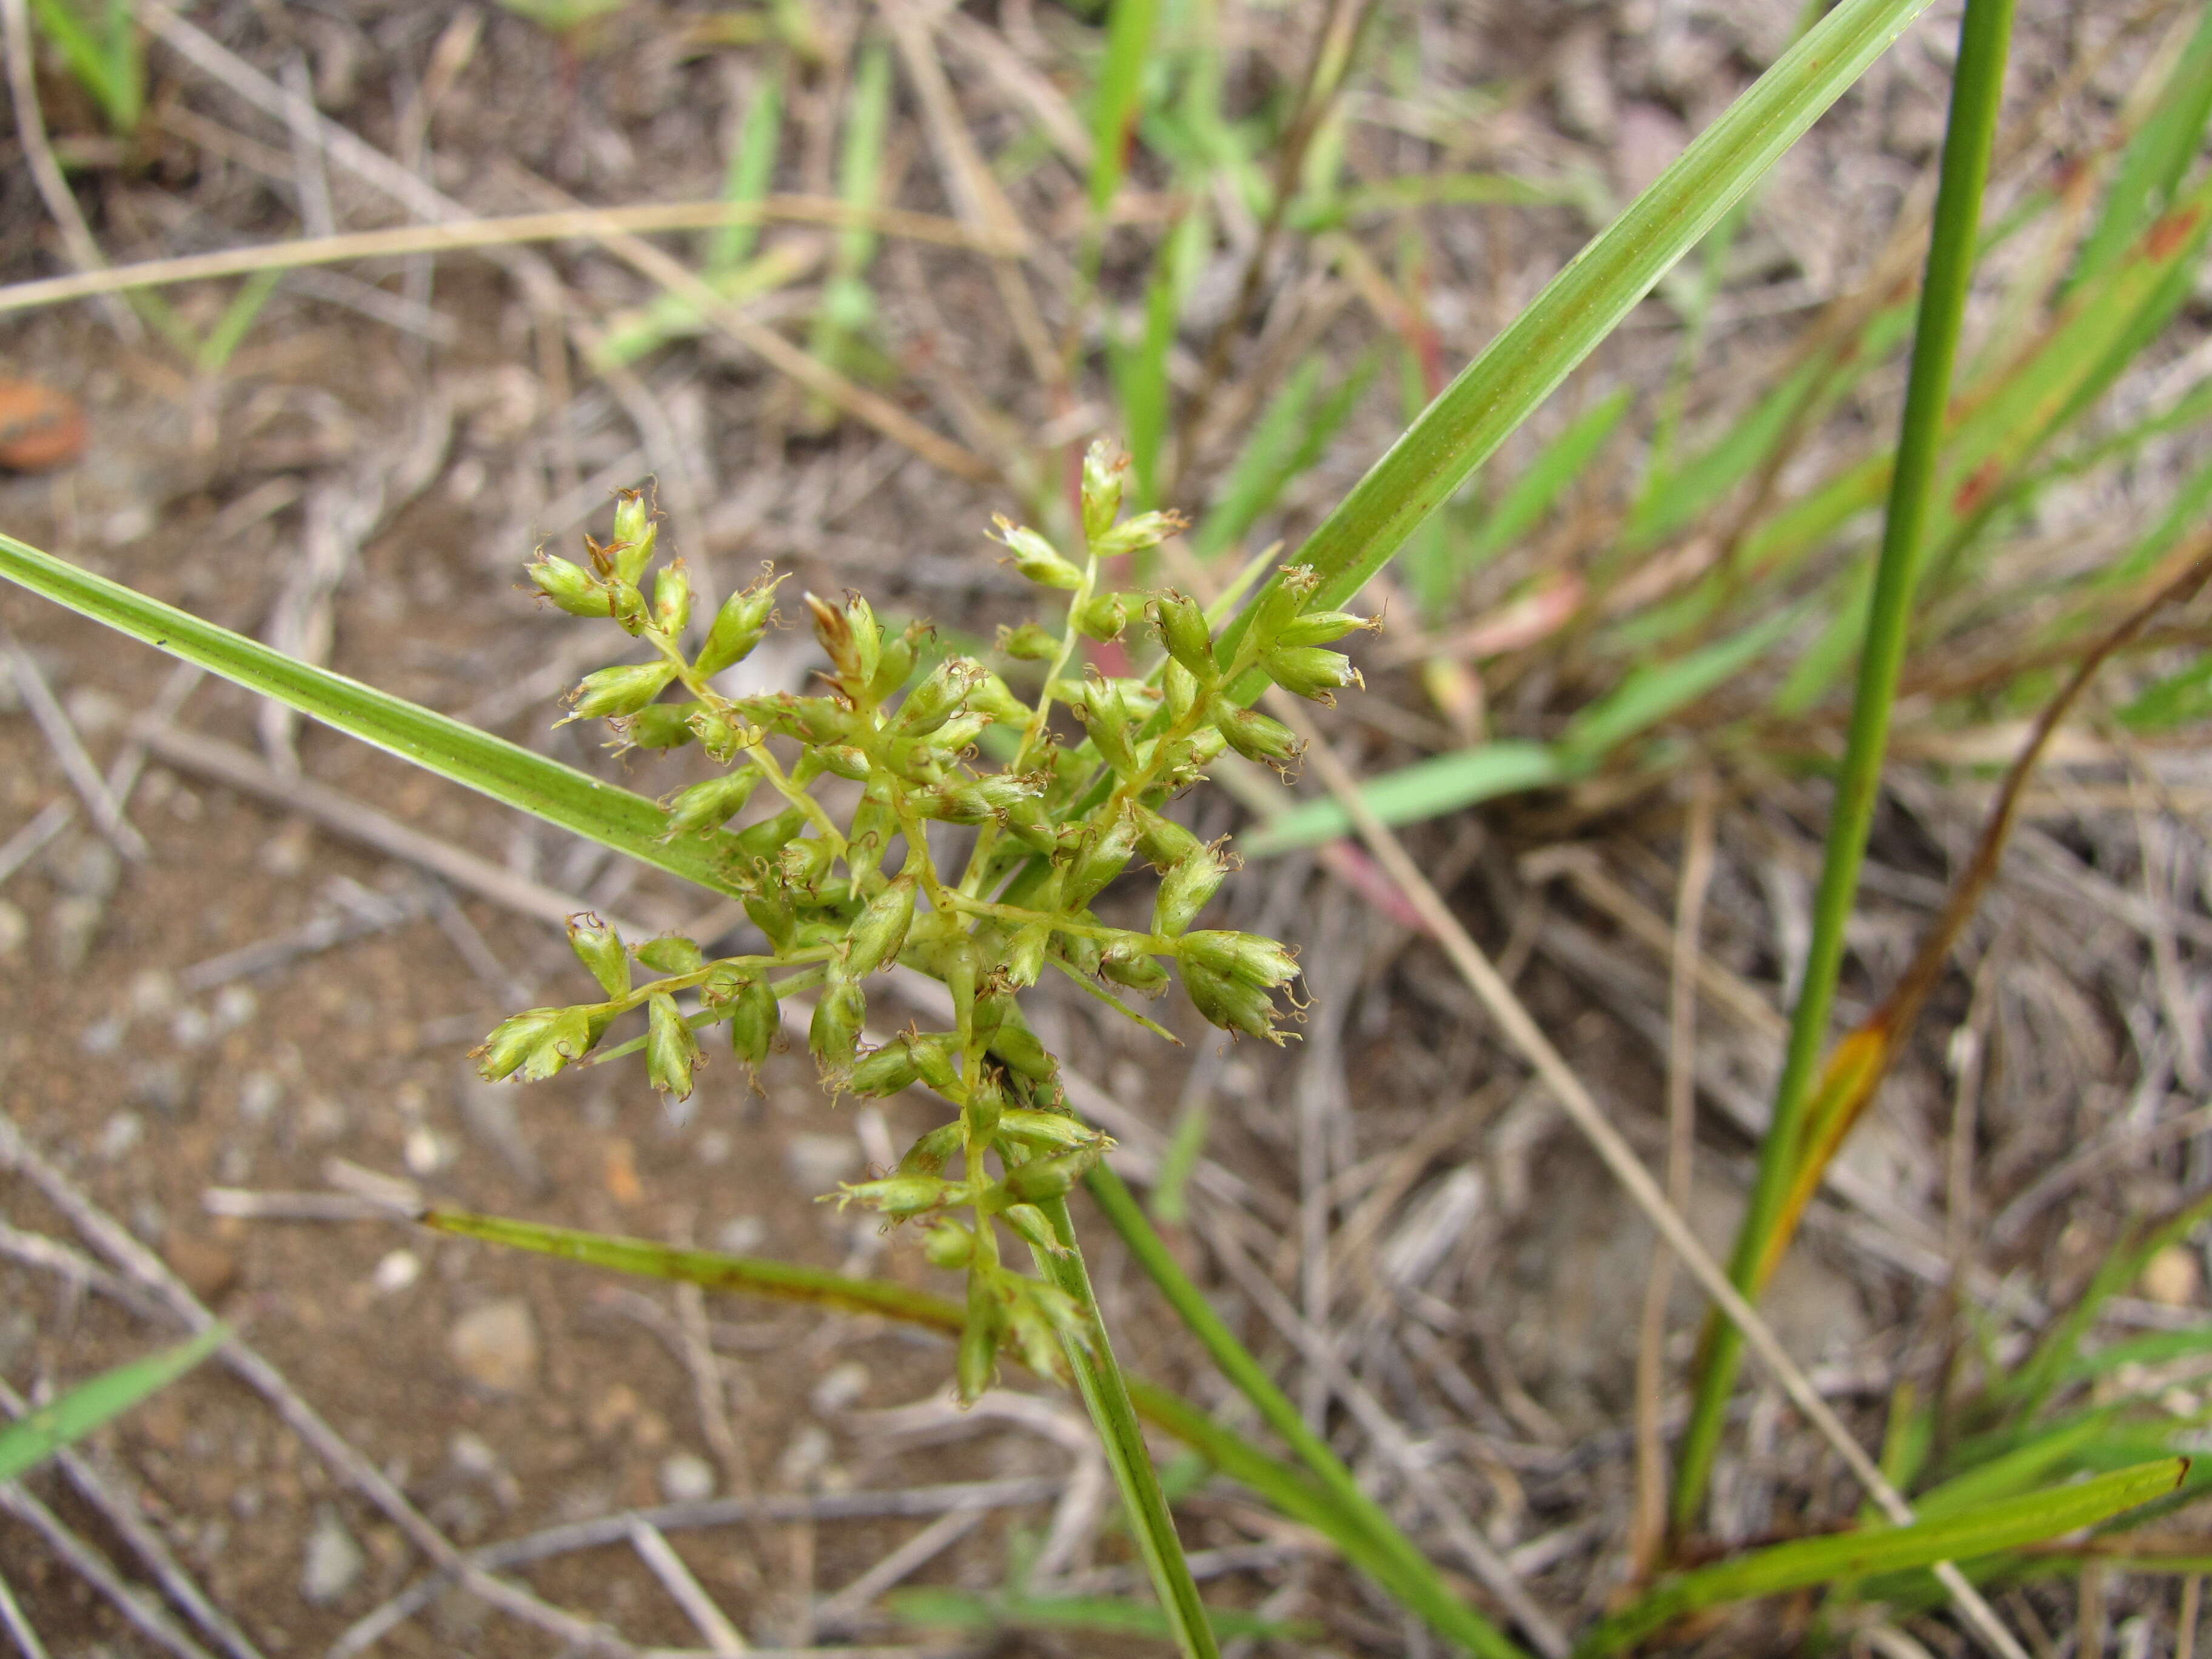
1584,1458,2187,1659
1085,1167,1535,1659
0,531,737,896
710,62,785,271
1113,213,1194,509
1472,386,1634,571
1239,741,1567,857
1217,0,1938,677
1998,1189,2212,1421
28,0,141,133
888,1586,1310,1643
807,38,893,397
196,268,282,374
1677,0,2016,1534
1088,0,1161,218
2069,2,2212,288
0,1326,227,1482
1191,351,1376,563
1290,170,1559,230
1026,1196,1219,1659
2062,1326,2212,1386
429,1204,1341,1657
1560,600,1805,764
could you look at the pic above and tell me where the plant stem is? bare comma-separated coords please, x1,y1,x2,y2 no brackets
1086,1165,1533,1659
1671,0,2017,1541
1028,1195,1219,1659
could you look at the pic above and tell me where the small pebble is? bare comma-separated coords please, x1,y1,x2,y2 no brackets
99,504,155,547
49,893,104,968
658,1451,716,1504
211,984,257,1031
449,1431,500,1477
776,1425,831,1489
237,1070,282,1125
811,1362,869,1416
260,819,314,877
62,687,121,736
297,1094,349,1145
96,1110,144,1162
0,899,25,957
166,1232,240,1301
2142,1244,2200,1308
371,1249,421,1295
785,1131,859,1191
404,1124,451,1174
79,1014,125,1056
127,968,178,1019
130,1060,189,1116
447,1298,539,1393
715,1215,765,1254
299,1504,366,1606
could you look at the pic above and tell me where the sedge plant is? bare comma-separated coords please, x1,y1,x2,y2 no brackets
486,445,1372,1657
5,0,2204,1648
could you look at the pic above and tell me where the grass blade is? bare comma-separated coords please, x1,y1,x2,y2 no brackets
1583,1459,2187,1658
1028,1196,1218,1659
1673,0,2015,1537
1239,741,1566,857
1471,386,1635,574
710,62,785,272
1190,350,1376,564
890,1586,1309,1643
1557,601,1806,766
2069,1,2212,287
421,1202,1490,1647
1087,1166,1534,1658
0,1326,227,1482
0,531,737,896
806,37,894,404
1215,0,1937,675
1088,0,1163,221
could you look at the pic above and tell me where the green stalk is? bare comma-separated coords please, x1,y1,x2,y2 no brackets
1087,1166,1532,1659
418,1205,1470,1617
1030,1196,1218,1659
1671,0,2017,1540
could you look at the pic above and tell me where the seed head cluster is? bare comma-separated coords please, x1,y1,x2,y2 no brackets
479,442,1376,1399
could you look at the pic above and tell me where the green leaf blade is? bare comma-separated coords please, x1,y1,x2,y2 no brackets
0,1326,228,1483
1240,742,1567,857
1218,0,1938,673
0,531,735,897
1581,1458,2188,1659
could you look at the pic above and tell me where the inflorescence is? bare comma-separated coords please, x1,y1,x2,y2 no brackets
476,441,1375,1398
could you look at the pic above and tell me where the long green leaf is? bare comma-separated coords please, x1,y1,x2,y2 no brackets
2070,1,2212,287
1582,1458,2188,1658
1675,0,2015,1535
1030,1196,1218,1659
890,1585,1310,1643
1469,386,1634,572
0,531,734,896
1240,741,1567,857
418,1205,1449,1620
0,1326,227,1482
1088,0,1162,218
1216,0,1937,675
1087,1166,1532,1659
1559,601,1806,763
